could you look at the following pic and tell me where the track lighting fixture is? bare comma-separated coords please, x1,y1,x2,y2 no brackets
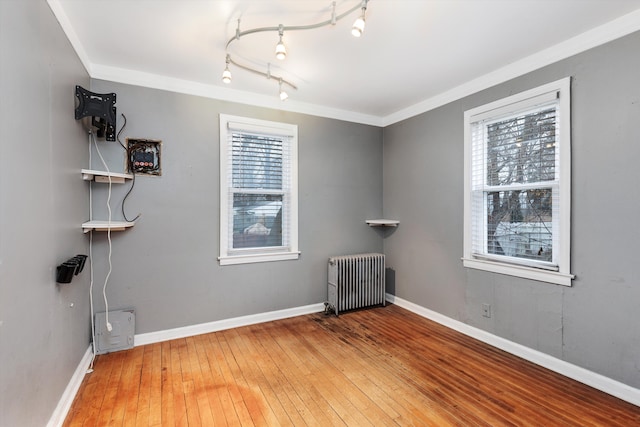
279,79,288,101
352,1,368,37
221,55,232,84
222,0,371,100
275,25,287,60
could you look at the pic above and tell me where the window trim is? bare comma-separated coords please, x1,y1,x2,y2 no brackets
462,77,574,286
218,114,299,266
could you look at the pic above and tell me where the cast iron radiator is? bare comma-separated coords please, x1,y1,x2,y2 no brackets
326,253,385,316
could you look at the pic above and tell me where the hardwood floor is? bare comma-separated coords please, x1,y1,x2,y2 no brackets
64,304,640,426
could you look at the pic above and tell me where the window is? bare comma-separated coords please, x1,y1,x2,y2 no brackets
219,114,299,265
463,78,574,286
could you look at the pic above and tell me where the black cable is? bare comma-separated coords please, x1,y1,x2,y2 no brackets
116,113,140,222
116,113,127,150
121,172,140,223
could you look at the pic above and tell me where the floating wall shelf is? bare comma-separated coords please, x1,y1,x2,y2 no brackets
366,219,400,227
81,169,133,184
82,169,135,232
82,220,136,233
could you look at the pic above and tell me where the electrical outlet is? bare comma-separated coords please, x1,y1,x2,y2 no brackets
482,303,491,318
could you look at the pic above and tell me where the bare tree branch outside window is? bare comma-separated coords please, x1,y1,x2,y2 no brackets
485,108,556,262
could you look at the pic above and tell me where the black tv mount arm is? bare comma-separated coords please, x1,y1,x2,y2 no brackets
74,85,116,141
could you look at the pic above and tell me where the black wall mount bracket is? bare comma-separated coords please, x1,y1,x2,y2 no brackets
74,85,117,141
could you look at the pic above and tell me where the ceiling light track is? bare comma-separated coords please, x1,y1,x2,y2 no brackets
222,0,370,101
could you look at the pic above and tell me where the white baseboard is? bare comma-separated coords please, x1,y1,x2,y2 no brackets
47,345,94,427
134,302,326,346
386,293,640,407
49,303,325,426
51,296,639,427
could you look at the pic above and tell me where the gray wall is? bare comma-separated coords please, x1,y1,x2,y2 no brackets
5,1,639,424
383,30,640,388
87,80,384,334
0,1,91,426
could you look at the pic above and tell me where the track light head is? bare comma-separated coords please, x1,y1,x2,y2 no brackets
275,38,287,60
352,14,365,37
352,1,368,37
275,25,287,60
279,79,288,101
222,67,232,84
222,55,232,83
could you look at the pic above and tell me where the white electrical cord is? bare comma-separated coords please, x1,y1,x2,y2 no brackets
92,133,114,333
88,132,96,372
87,224,95,372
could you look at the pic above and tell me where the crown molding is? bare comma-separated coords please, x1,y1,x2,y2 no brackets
47,0,92,76
48,0,640,128
90,63,384,126
380,8,640,126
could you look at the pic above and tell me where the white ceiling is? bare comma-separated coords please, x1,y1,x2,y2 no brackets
49,0,640,126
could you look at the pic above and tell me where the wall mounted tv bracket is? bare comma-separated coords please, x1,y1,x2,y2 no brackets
74,85,117,141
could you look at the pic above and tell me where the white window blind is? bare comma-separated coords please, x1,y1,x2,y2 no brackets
219,115,299,265
471,97,559,269
463,78,573,286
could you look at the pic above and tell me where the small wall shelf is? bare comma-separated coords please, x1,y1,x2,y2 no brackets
82,169,135,232
366,219,400,227
82,220,136,233
81,169,133,184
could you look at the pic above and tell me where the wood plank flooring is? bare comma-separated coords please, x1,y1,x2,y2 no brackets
63,304,640,426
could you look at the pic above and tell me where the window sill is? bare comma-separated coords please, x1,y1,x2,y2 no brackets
219,251,300,266
462,257,574,286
